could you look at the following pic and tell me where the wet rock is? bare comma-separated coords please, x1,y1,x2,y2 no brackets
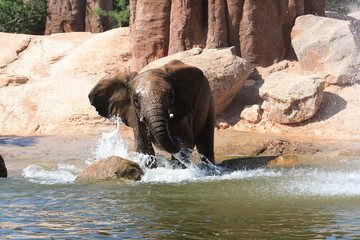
76,156,144,181
267,155,299,167
260,72,326,124
0,155,7,178
291,15,360,85
141,47,252,115
240,104,262,124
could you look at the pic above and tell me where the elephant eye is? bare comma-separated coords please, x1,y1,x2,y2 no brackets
133,96,140,107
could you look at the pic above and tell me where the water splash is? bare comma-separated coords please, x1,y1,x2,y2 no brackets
22,164,80,184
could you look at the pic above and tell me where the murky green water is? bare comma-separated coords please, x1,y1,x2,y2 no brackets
1,128,360,239
2,165,360,239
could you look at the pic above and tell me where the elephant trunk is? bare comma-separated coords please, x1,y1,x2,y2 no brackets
145,107,180,154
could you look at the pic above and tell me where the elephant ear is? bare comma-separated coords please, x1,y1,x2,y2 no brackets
164,60,206,116
88,72,137,127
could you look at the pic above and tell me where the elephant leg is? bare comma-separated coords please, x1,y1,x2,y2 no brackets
195,109,215,164
134,123,157,168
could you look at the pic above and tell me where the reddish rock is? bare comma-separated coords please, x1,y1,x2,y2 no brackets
130,0,322,71
304,0,325,16
45,0,86,34
168,0,206,55
130,0,171,71
85,0,114,33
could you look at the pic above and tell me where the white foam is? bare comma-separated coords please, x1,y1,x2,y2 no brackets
22,164,80,184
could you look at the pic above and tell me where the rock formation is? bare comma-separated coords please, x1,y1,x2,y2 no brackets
240,104,262,124
259,72,326,124
130,0,325,71
76,156,144,181
141,47,252,115
45,0,113,34
0,155,7,178
292,14,360,85
0,28,131,136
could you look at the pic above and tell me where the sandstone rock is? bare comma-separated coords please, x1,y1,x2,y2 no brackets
291,15,360,85
240,105,262,124
267,155,299,167
76,156,144,181
0,33,30,68
85,0,114,33
260,72,325,124
0,28,131,136
0,74,29,87
348,10,360,20
130,0,319,71
140,47,252,115
45,0,86,34
0,155,7,178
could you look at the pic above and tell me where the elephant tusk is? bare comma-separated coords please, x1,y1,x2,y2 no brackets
169,113,174,119
140,117,145,123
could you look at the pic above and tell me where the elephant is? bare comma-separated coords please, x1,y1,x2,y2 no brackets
88,60,215,168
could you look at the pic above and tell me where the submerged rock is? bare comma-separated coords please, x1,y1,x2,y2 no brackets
76,156,143,181
141,47,252,115
0,155,7,178
260,72,325,124
267,155,299,167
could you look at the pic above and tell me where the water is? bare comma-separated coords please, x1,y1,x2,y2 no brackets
1,124,360,239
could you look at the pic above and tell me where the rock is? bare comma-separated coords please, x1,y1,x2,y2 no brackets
45,0,86,34
348,10,360,20
140,47,252,115
240,105,262,124
45,0,113,34
0,155,7,178
0,28,131,135
85,0,114,33
0,74,29,87
76,156,144,181
304,0,325,16
267,155,299,167
0,33,30,68
291,15,360,85
260,72,326,124
130,0,317,71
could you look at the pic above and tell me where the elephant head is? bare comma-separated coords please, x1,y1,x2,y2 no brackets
88,60,207,155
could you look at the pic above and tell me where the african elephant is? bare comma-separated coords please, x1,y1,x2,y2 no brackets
88,60,215,167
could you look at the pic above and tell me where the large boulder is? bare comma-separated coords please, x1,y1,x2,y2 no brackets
259,72,326,124
291,15,360,86
0,155,7,178
0,28,131,135
130,0,323,71
140,47,252,115
76,156,144,181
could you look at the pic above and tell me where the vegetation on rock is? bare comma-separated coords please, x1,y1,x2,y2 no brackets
93,0,130,27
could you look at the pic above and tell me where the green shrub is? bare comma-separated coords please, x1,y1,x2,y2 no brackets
93,0,130,28
0,0,47,34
